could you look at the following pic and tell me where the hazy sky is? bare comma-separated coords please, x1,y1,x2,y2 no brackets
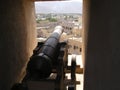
35,0,83,14
66,0,83,3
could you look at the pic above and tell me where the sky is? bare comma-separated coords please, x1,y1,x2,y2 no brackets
35,0,83,14
65,0,82,3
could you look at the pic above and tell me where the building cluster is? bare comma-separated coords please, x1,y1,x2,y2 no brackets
36,13,82,55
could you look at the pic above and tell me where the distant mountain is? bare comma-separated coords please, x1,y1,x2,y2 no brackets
35,1,82,14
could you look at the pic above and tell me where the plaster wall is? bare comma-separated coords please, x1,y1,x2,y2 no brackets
82,0,90,69
0,0,36,90
84,0,120,90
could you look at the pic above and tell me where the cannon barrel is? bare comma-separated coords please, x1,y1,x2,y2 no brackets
27,26,63,79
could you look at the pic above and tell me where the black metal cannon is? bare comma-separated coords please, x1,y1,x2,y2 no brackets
25,26,63,80
11,26,82,90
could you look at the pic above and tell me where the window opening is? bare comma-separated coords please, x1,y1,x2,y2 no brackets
34,0,83,90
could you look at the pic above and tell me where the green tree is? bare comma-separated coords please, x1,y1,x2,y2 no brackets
47,18,57,22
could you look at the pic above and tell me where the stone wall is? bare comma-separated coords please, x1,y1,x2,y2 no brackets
0,0,36,90
84,0,120,90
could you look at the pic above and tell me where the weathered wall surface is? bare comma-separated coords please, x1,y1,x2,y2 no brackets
84,0,120,90
82,0,90,69
0,0,36,90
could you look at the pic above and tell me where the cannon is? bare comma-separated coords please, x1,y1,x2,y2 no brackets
11,26,83,90
26,26,63,80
